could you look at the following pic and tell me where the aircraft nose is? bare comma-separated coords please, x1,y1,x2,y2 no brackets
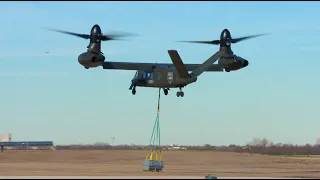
220,29,231,40
91,24,102,35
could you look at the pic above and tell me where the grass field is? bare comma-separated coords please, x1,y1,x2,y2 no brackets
0,150,319,178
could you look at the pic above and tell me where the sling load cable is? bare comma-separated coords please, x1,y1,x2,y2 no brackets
146,88,161,160
144,88,163,172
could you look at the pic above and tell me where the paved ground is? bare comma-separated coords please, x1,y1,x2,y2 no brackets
0,176,313,179
0,150,319,178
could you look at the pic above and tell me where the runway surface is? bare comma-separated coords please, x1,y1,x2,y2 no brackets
0,176,313,179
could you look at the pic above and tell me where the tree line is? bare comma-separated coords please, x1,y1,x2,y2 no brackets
54,138,320,156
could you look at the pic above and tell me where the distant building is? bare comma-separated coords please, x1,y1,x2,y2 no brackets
0,133,12,142
0,133,54,150
168,144,187,150
0,141,53,147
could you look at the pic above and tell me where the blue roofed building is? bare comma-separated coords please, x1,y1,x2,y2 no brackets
0,133,54,150
0,141,54,147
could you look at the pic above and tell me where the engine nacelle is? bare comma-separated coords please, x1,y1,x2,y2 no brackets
78,52,105,69
218,55,249,71
236,56,249,68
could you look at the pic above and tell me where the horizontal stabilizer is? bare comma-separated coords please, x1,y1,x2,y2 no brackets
167,50,190,78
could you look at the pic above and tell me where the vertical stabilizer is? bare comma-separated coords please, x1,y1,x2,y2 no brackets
167,50,190,78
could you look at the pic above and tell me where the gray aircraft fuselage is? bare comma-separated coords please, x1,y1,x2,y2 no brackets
131,68,197,89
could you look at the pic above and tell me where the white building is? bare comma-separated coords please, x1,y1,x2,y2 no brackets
0,133,12,142
168,144,187,150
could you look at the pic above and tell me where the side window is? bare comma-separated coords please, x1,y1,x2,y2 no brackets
158,72,161,80
150,72,153,80
143,72,146,79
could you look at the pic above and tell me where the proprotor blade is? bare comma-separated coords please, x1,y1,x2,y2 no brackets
176,40,220,45
43,27,90,39
176,29,270,46
230,33,270,43
44,25,139,42
100,31,140,41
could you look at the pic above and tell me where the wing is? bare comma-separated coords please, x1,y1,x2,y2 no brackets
102,61,223,72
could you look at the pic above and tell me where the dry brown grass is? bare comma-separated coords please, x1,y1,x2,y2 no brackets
0,150,319,178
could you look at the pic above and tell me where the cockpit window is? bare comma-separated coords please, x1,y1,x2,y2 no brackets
134,71,138,78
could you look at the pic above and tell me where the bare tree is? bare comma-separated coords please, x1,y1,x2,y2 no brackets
315,138,320,147
250,138,263,147
261,138,270,147
94,142,110,147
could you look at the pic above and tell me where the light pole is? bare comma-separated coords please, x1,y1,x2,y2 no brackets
111,137,115,146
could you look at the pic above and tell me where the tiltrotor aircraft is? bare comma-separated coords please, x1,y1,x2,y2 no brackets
45,24,267,97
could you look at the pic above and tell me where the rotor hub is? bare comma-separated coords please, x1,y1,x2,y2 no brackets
220,29,231,40
90,24,102,35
